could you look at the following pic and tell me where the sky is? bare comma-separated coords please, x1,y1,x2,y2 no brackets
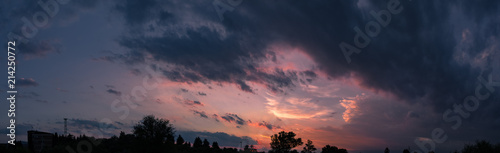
1,0,500,153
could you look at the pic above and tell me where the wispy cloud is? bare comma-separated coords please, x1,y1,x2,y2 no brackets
184,100,204,107
192,110,208,118
265,95,332,119
220,113,246,126
106,89,122,96
17,78,39,87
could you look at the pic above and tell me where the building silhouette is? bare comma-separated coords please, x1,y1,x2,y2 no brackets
28,130,54,153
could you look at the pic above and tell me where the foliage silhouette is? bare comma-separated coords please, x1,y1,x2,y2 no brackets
177,135,185,146
270,131,303,153
461,140,500,153
32,115,244,153
14,115,500,153
402,149,410,153
133,115,175,142
194,137,203,148
203,139,211,148
320,145,347,153
133,115,175,152
301,139,317,153
213,141,221,150
243,144,257,152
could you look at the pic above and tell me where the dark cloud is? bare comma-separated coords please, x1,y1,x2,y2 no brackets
177,130,258,148
108,0,500,113
192,110,208,118
0,1,61,59
301,70,317,83
106,89,122,96
212,114,220,122
60,0,101,20
25,0,498,151
17,78,39,87
236,80,253,93
1,0,102,54
184,100,204,107
257,121,281,130
180,88,189,92
0,123,33,137
302,70,317,78
220,113,246,126
114,0,172,27
100,0,317,94
231,0,499,114
18,39,61,59
94,50,146,65
68,119,119,130
115,121,125,126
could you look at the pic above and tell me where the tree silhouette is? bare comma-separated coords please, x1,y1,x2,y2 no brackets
321,145,347,153
184,142,192,148
270,131,304,153
193,137,203,148
29,117,252,153
213,141,221,150
402,149,410,153
203,138,211,148
133,115,174,144
133,115,175,152
301,139,317,153
29,117,500,153
177,135,185,145
462,140,500,153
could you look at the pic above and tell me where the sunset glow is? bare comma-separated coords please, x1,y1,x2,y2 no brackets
2,1,500,153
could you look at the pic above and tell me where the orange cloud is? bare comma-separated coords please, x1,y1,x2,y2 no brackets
265,95,332,119
339,94,365,123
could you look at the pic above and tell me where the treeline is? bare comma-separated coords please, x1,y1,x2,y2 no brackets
43,115,245,153
392,140,500,153
38,132,242,153
2,115,499,153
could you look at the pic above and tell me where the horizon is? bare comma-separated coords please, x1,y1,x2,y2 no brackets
1,0,500,153
7,121,497,153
